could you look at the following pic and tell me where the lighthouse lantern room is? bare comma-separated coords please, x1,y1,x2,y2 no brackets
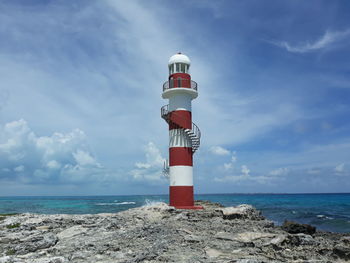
161,53,202,209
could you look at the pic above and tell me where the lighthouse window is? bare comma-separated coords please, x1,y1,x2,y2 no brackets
180,63,185,73
175,63,180,72
169,64,174,74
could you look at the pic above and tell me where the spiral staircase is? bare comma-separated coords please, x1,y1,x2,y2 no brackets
161,104,201,177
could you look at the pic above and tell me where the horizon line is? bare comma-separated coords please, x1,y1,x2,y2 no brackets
1,192,349,198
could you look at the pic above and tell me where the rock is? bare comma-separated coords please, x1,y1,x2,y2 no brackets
333,244,350,260
205,248,222,258
295,233,316,245
282,220,316,235
265,234,287,246
215,231,236,241
0,201,346,262
15,232,58,254
36,225,51,231
57,225,86,240
0,256,11,263
236,259,265,263
184,235,202,243
235,232,276,243
341,236,350,244
221,204,264,220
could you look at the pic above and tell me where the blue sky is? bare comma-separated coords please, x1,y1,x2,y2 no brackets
0,0,350,195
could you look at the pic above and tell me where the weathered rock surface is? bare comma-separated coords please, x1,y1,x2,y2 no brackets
221,204,264,220
282,220,316,235
0,201,349,262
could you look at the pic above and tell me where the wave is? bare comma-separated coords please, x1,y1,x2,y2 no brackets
317,214,334,220
115,202,136,205
142,199,164,207
95,202,136,206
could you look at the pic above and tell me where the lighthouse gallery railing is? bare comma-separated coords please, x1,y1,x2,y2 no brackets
163,79,198,92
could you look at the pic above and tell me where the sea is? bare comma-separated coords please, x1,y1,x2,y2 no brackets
0,193,349,233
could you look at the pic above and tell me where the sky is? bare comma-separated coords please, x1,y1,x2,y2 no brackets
0,0,350,196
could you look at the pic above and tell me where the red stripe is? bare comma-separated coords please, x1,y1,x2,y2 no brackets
169,186,194,207
169,147,192,166
168,74,192,89
169,73,191,80
169,110,191,130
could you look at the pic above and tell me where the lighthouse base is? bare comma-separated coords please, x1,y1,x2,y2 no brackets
169,186,203,210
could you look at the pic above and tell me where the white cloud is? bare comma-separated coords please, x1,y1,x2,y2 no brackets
307,168,321,175
130,142,166,183
241,165,250,177
14,165,24,173
223,153,237,171
0,119,106,183
223,162,233,170
269,167,289,176
46,160,61,170
135,142,164,169
272,29,350,53
214,174,245,183
335,163,345,173
210,146,231,156
214,164,250,183
73,150,100,167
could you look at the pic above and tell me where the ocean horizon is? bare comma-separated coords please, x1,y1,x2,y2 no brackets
1,193,349,233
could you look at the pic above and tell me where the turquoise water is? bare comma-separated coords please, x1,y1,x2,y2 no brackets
0,193,349,233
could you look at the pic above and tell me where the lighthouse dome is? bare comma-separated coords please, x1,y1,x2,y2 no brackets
168,53,191,75
168,53,191,66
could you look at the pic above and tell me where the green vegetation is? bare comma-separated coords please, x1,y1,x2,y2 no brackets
6,249,16,256
6,223,21,229
0,213,18,221
0,213,18,216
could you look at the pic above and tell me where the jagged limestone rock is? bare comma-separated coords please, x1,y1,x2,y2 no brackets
0,201,347,262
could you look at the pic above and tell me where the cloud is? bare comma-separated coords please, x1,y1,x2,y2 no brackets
0,119,107,184
271,29,350,53
335,163,345,174
130,142,166,183
214,164,291,185
218,150,237,171
214,164,251,183
241,165,250,177
210,146,231,156
307,168,321,175
14,165,25,173
269,167,289,176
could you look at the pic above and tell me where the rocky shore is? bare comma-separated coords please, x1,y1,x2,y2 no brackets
0,201,349,263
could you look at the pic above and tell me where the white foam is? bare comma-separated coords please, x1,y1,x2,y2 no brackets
143,199,164,207
115,202,136,205
317,214,334,220
96,202,136,206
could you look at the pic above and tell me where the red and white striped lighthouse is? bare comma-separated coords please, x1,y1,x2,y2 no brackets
161,53,202,209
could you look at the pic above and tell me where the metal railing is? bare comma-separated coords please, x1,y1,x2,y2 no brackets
163,79,198,92
161,104,169,119
161,104,201,153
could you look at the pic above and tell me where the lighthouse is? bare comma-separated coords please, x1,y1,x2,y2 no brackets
161,53,202,209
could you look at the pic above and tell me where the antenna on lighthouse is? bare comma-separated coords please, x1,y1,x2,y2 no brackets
161,53,202,210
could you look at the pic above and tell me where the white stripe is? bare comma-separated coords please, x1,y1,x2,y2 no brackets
162,88,198,100
169,94,192,112
169,129,191,148
169,166,193,186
